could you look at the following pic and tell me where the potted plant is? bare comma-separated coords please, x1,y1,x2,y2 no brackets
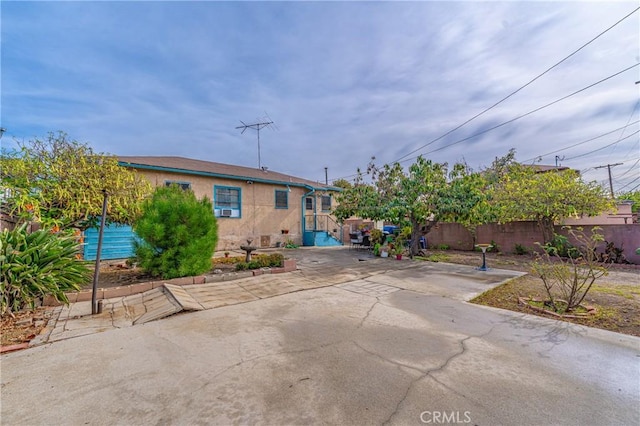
392,237,406,260
392,245,404,260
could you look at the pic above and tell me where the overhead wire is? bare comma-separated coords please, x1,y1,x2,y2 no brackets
564,129,639,160
521,120,640,163
396,64,640,165
616,175,640,192
390,6,640,164
615,157,640,179
606,99,640,161
331,6,640,183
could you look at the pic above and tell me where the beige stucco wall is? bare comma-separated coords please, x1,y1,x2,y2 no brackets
562,203,634,225
134,169,336,250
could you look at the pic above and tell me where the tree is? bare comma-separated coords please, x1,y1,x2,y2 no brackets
492,164,614,243
531,227,608,313
0,132,152,230
438,162,492,239
133,185,218,279
618,190,640,217
334,156,485,257
331,178,353,190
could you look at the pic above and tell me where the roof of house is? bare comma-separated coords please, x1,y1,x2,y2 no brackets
522,164,572,173
118,156,338,190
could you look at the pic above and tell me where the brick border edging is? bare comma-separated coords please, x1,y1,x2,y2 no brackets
43,258,297,306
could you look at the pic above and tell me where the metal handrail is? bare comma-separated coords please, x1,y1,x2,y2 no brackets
304,214,343,243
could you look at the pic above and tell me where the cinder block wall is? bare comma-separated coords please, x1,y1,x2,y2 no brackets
426,221,640,264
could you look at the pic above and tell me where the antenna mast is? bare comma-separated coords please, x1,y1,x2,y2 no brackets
236,119,274,169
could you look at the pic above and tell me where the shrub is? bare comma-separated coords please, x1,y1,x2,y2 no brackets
532,227,608,313
514,243,529,255
235,253,284,271
1,224,90,315
133,185,218,279
284,239,299,249
542,234,579,259
436,244,450,250
370,229,383,245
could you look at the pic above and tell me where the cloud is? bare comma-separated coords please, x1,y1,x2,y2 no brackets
1,1,638,191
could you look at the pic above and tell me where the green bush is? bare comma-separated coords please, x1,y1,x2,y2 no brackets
514,243,529,255
235,253,284,271
284,239,299,249
1,224,90,315
133,185,218,279
370,229,383,245
542,234,580,259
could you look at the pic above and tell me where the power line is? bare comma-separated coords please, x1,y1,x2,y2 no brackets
616,157,640,179
564,129,639,160
331,8,640,184
595,162,624,197
391,6,640,164
521,119,640,163
396,65,640,165
606,99,640,161
616,175,640,192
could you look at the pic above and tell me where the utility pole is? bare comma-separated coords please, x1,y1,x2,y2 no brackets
594,162,623,198
324,167,328,185
236,120,274,169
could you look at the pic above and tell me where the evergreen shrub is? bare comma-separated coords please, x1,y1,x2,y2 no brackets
133,185,218,279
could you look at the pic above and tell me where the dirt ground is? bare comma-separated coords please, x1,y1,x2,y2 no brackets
2,250,639,347
442,251,640,337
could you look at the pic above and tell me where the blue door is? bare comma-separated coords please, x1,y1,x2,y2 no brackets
83,224,136,261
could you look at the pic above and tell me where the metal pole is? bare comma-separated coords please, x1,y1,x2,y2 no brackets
257,128,261,169
324,167,328,185
91,189,108,315
595,163,623,198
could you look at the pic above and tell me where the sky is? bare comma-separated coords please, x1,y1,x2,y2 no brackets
1,1,639,193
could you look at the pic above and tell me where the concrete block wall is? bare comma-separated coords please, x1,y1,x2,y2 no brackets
425,221,640,264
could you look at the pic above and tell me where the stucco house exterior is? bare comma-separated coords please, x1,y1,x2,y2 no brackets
83,156,342,260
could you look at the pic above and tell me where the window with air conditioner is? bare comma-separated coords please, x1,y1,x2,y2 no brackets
214,186,241,218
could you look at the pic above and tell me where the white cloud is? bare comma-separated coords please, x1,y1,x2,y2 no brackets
2,1,638,191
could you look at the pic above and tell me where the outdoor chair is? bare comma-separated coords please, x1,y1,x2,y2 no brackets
349,233,363,250
361,235,372,251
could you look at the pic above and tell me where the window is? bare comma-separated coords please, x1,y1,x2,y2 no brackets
165,181,191,191
305,197,313,210
214,186,241,218
321,195,331,211
275,190,288,209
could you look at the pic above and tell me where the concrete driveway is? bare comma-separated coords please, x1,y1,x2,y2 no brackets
1,247,639,425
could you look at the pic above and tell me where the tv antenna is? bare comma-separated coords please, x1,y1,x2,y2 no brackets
236,118,274,169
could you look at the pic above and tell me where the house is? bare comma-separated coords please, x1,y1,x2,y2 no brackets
83,156,343,260
562,201,634,225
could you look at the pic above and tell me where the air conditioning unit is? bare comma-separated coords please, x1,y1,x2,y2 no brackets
220,209,232,217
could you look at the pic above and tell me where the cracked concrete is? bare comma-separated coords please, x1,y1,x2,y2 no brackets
1,247,638,425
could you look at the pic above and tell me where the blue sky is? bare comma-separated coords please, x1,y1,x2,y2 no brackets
2,1,639,193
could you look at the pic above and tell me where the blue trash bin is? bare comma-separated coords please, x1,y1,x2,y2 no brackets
420,236,426,249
